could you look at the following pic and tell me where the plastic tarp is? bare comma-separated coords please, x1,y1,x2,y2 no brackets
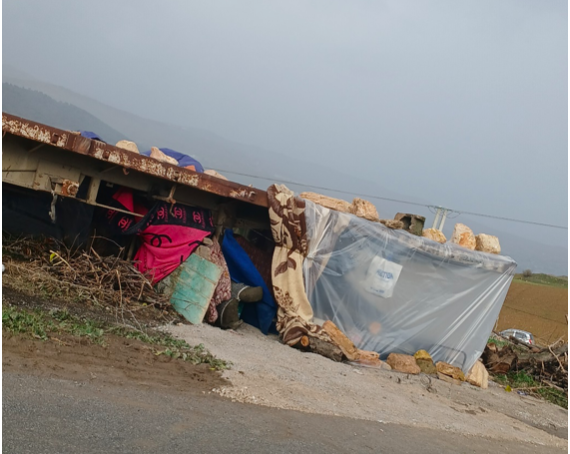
142,148,204,173
80,131,104,141
302,200,516,373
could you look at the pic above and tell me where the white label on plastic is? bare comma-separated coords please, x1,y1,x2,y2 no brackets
363,256,403,299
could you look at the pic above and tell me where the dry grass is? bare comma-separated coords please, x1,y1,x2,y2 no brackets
2,236,174,328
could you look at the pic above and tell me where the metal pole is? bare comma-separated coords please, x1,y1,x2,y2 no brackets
439,209,448,231
432,207,441,229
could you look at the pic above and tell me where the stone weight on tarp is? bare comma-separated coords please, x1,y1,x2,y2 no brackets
394,213,425,236
414,350,437,374
465,360,489,389
386,353,421,374
422,228,447,244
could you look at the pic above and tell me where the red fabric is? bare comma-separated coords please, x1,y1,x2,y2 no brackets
134,224,210,284
112,188,135,212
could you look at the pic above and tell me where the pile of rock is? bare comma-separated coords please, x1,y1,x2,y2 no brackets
422,223,501,255
299,192,501,255
385,350,488,389
299,192,406,230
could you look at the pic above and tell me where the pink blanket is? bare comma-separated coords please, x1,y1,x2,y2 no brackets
102,188,215,284
134,223,211,283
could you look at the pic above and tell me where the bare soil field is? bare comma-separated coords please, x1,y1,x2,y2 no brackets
497,281,568,343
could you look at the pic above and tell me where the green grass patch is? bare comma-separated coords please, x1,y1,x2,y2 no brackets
108,325,230,370
492,370,567,408
513,273,568,289
2,305,230,371
487,337,509,348
2,306,54,340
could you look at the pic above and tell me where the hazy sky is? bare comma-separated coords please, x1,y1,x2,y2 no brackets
3,1,568,242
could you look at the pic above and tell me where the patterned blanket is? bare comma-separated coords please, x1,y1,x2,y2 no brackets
267,184,381,364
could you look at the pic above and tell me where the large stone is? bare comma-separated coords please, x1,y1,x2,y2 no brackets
414,350,432,361
150,147,179,166
422,228,447,244
394,213,425,236
437,372,463,386
475,234,501,255
386,353,421,374
436,361,465,381
449,223,476,250
465,360,489,389
204,169,229,181
355,355,391,369
350,198,379,221
300,192,351,213
322,320,380,363
378,219,405,230
414,350,437,374
115,140,140,154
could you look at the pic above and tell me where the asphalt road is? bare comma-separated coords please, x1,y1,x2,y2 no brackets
3,372,565,454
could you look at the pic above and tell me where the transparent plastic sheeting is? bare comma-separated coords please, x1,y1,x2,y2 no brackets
302,201,517,373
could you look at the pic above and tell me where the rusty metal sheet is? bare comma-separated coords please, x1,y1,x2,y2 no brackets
60,179,80,196
2,113,269,208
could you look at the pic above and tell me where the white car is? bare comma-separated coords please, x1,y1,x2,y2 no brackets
499,329,535,346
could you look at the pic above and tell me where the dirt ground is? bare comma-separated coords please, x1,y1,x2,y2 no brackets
2,333,227,394
498,282,568,342
167,323,568,449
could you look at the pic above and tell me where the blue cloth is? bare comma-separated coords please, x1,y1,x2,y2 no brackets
142,148,204,173
221,229,277,335
80,131,104,142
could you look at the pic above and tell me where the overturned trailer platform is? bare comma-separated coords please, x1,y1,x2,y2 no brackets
2,112,270,235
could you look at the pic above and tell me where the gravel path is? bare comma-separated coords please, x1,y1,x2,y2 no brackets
168,323,568,449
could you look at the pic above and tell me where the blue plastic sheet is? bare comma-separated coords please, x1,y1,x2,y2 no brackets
80,131,103,141
222,229,277,334
142,148,204,173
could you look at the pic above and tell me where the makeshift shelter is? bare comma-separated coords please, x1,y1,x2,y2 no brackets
267,185,516,373
2,113,518,372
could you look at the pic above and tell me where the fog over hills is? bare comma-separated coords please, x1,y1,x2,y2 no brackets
3,68,567,276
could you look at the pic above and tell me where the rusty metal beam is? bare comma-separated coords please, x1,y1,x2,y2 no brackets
2,113,269,208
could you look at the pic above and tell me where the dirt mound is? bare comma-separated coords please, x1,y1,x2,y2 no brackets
2,333,228,394
498,282,568,343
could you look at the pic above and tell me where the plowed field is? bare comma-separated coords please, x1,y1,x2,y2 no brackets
497,281,568,343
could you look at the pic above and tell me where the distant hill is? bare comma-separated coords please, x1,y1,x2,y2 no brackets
2,84,129,146
2,66,420,203
2,67,567,275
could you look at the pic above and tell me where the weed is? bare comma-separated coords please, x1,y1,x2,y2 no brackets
2,306,52,340
108,326,231,370
487,337,509,348
491,370,568,408
2,305,230,370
